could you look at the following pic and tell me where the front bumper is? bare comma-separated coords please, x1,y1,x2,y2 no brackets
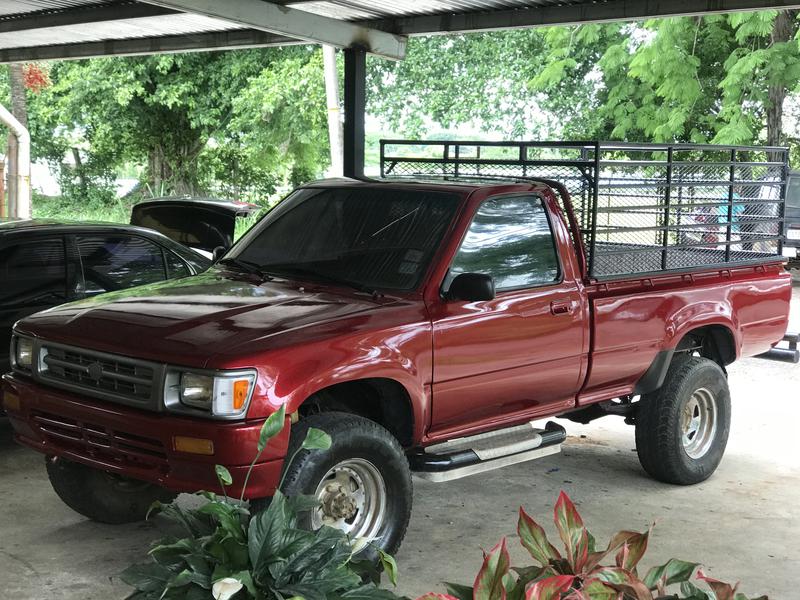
2,373,288,499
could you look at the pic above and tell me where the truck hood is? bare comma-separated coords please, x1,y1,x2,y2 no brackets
15,270,404,368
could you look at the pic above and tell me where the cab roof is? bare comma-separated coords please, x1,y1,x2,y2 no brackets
302,176,550,195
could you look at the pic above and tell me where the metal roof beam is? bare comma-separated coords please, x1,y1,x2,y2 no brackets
0,29,296,64
140,0,407,59
0,2,178,34
373,0,800,35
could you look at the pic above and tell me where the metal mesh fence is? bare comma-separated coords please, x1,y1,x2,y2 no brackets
380,140,788,280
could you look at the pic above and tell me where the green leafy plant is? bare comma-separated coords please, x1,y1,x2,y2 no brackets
418,491,766,600
121,405,400,600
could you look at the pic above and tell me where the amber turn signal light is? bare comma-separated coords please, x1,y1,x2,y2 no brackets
173,436,215,456
232,379,250,411
2,391,20,412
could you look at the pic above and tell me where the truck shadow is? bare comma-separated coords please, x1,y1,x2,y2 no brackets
0,418,16,450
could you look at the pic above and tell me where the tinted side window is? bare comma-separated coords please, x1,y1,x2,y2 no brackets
78,235,167,294
164,250,192,279
0,238,67,305
448,195,559,291
786,175,800,209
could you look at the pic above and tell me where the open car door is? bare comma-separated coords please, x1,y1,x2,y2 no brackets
131,198,259,256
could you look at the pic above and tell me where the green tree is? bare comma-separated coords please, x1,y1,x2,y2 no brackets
369,11,800,157
29,46,329,202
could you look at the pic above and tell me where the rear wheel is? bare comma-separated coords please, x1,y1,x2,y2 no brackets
635,357,731,485
253,412,412,558
46,457,176,524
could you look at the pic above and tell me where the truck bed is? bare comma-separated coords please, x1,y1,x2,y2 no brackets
592,242,779,279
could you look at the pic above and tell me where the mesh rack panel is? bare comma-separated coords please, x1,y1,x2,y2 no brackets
380,140,789,280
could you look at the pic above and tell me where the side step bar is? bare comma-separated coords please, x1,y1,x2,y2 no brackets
409,421,566,483
757,333,800,364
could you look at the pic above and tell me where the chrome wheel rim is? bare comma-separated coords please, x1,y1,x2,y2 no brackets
310,458,386,540
681,387,718,459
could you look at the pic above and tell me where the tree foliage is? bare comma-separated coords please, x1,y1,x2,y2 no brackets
369,10,800,160
25,46,329,203
9,9,800,210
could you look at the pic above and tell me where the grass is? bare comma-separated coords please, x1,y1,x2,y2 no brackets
32,194,136,224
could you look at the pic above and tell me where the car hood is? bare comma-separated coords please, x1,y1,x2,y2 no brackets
15,270,405,368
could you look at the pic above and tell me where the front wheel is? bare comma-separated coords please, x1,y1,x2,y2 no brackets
635,357,731,485
46,457,176,524
254,412,413,558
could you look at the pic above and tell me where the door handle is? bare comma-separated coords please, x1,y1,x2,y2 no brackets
550,300,576,315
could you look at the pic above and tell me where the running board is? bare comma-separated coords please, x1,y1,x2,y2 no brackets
409,421,566,483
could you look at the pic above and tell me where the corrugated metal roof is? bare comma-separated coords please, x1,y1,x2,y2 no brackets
285,0,576,21
0,0,106,17
0,13,241,49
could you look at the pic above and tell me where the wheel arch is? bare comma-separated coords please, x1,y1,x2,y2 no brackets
294,377,418,448
634,323,737,395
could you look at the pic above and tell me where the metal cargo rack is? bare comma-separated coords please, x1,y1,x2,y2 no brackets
379,139,789,280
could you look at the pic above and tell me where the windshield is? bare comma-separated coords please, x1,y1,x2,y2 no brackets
230,187,461,291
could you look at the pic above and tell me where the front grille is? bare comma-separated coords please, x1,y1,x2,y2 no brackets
39,343,161,409
32,410,168,472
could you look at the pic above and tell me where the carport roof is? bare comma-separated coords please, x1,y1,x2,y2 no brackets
3,0,800,63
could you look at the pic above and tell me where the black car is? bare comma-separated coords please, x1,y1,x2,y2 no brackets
0,220,212,374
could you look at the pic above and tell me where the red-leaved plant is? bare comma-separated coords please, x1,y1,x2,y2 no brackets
416,491,766,600
22,63,51,93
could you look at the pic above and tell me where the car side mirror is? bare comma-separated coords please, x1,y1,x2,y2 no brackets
446,273,495,302
211,246,227,262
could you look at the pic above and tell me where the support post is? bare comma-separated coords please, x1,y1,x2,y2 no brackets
343,46,366,180
323,45,343,176
0,103,30,219
0,157,5,217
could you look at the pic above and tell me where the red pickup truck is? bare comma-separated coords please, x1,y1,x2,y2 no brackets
2,141,792,556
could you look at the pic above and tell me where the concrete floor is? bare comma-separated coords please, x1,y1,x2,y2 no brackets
2,289,799,599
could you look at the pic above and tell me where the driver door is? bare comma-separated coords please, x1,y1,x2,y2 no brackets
429,194,586,438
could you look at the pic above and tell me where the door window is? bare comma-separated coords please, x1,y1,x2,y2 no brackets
77,235,167,294
447,195,560,291
164,251,192,279
0,238,67,306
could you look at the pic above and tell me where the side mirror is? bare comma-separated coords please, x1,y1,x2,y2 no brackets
211,246,227,262
446,273,495,302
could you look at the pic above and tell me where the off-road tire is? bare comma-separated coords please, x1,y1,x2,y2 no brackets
46,457,176,524
635,356,731,485
253,412,412,559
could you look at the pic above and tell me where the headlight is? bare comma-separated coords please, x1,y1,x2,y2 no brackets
14,337,34,370
180,373,214,408
170,370,256,418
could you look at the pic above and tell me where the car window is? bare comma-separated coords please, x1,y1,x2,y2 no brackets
232,188,460,291
786,175,800,209
0,237,67,306
447,195,560,291
164,250,192,279
77,235,167,294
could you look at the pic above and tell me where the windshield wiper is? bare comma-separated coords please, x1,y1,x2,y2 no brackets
217,257,273,280
260,264,377,296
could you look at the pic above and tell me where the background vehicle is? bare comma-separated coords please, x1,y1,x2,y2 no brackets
2,141,791,558
0,221,210,377
782,171,800,254
130,197,260,259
